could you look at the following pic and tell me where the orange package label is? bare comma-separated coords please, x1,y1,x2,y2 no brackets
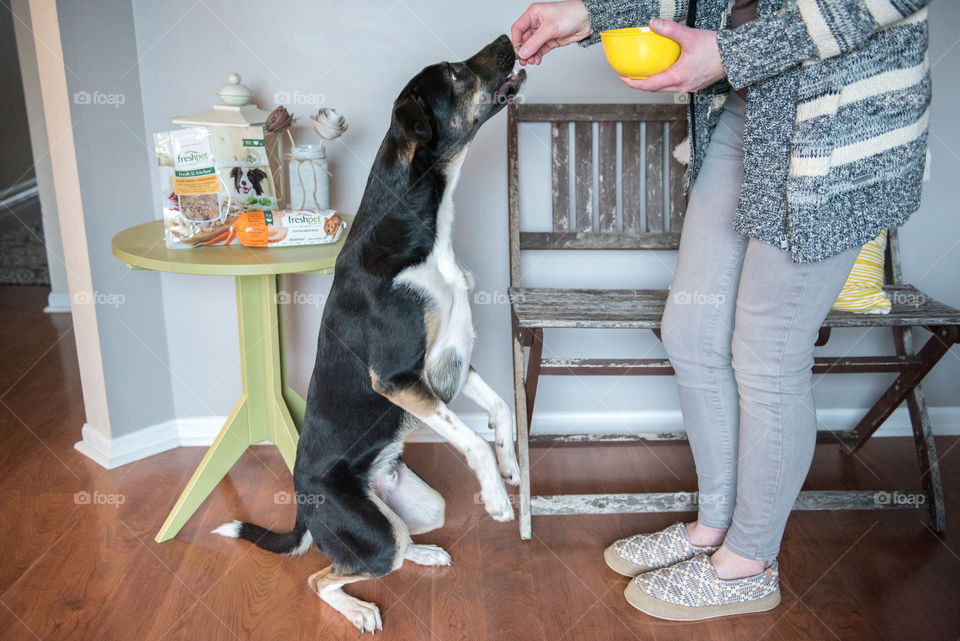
235,210,270,247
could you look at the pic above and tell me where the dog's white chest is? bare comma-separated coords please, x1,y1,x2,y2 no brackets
393,150,475,385
395,246,476,366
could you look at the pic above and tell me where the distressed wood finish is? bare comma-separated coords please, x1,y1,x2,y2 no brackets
511,102,687,249
574,122,593,232
509,286,960,330
529,430,861,446
524,329,544,424
517,102,686,122
550,122,570,233
885,230,947,531
506,103,959,539
511,312,532,540
518,231,681,250
597,122,617,232
536,355,925,376
530,490,934,516
645,122,664,233
849,328,958,450
507,102,521,286
621,121,641,233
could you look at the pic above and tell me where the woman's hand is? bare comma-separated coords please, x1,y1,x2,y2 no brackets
511,0,592,66
620,18,727,92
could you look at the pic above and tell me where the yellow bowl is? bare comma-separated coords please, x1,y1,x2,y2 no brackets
600,27,681,79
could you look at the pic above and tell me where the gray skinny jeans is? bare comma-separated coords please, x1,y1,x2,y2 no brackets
660,91,861,561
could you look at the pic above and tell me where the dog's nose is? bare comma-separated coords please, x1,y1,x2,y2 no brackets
496,34,511,46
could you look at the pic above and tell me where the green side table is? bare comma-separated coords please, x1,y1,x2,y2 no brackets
111,218,352,542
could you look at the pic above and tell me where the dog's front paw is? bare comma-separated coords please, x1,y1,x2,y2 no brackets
480,485,515,522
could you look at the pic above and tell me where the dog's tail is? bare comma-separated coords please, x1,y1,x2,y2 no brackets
212,520,312,556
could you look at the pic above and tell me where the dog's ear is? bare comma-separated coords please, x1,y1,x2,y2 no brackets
393,95,432,143
249,168,267,183
230,166,242,181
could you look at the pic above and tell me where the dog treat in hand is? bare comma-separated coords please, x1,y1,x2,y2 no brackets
232,209,347,247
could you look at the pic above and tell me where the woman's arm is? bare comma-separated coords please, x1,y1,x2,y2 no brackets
578,0,690,45
718,0,932,90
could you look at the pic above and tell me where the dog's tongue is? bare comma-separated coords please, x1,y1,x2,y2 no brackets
496,69,526,100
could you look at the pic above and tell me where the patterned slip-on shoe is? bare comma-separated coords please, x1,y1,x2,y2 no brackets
624,554,781,621
604,523,719,577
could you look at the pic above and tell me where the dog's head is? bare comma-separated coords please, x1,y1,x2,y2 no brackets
390,34,525,160
324,213,343,237
230,166,267,196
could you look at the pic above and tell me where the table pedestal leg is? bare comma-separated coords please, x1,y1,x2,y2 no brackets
155,274,305,542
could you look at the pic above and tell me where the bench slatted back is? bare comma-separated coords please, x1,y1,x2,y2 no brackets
508,102,688,286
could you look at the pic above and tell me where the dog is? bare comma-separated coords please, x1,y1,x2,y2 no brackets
324,212,344,239
229,166,267,197
214,35,526,633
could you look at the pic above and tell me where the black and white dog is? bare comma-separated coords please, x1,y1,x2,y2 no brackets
229,166,267,197
215,35,526,633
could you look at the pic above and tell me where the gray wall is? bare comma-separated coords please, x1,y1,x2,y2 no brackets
121,0,957,430
57,0,175,436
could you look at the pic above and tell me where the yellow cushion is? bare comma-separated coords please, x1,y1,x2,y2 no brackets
832,230,891,314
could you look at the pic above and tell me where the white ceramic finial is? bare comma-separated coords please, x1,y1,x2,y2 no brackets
217,72,252,107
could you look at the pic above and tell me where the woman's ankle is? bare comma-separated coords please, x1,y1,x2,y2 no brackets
709,545,772,580
685,521,727,547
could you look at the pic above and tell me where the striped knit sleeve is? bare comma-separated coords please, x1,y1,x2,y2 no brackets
717,0,933,89
578,0,689,46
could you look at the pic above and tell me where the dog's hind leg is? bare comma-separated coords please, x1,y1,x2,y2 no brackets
308,568,382,633
303,473,408,633
375,461,446,535
372,458,451,565
461,366,520,485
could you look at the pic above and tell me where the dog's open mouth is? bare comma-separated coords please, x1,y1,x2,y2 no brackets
495,68,526,102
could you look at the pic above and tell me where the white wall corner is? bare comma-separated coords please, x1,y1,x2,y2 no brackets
74,406,960,469
74,416,225,469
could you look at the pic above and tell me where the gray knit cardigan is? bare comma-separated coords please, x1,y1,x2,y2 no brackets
580,0,931,262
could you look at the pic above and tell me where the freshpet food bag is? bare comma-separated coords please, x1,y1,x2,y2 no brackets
155,126,281,248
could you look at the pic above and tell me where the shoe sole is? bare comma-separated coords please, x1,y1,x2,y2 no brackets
603,544,653,577
624,582,781,621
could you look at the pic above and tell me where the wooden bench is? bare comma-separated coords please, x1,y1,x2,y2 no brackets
506,101,960,540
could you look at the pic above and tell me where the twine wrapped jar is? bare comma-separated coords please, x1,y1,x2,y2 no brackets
287,144,329,211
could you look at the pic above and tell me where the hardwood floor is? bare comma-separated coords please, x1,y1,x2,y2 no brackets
1,283,958,641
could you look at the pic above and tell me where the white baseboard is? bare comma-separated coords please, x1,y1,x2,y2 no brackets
74,416,226,469
74,406,960,468
43,291,71,314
